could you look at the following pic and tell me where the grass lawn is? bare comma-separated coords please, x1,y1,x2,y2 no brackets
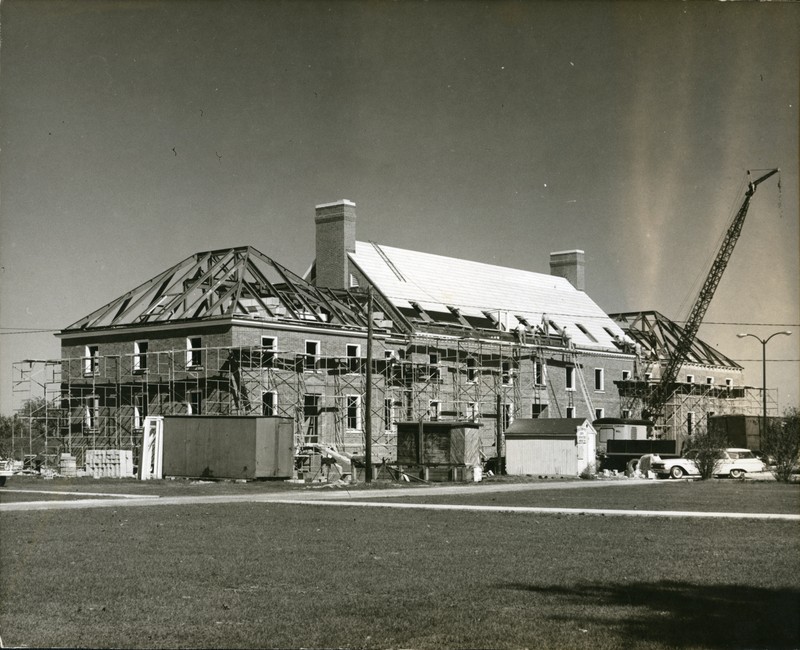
1,482,799,649
372,480,800,514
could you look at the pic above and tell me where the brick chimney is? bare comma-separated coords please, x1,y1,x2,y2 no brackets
314,200,356,290
549,249,585,291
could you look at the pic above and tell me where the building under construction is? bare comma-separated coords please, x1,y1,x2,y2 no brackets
10,200,638,470
611,310,773,443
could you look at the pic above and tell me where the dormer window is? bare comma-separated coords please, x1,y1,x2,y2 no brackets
576,323,598,343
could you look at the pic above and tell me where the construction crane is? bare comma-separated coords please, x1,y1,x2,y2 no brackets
642,168,780,424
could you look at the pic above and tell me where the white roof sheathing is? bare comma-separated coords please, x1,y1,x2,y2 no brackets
350,241,628,351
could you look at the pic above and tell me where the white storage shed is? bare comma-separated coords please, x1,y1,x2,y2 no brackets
505,418,597,477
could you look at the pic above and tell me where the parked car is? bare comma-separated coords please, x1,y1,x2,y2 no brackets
651,448,766,479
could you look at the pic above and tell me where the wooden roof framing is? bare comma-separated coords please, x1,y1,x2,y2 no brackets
64,246,369,331
610,310,740,369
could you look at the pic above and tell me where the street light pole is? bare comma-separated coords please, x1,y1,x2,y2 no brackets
737,330,792,439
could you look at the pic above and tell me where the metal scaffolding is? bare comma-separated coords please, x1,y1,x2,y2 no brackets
11,331,618,468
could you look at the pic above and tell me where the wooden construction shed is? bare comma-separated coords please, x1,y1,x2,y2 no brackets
505,418,596,477
162,415,294,480
396,421,483,480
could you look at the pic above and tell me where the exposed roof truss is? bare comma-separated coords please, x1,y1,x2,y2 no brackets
610,310,740,369
65,247,369,331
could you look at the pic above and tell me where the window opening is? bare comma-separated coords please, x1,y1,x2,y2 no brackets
346,395,361,430
187,337,203,368
534,361,545,386
384,398,393,431
503,402,514,430
262,391,276,416
84,346,99,376
429,353,440,381
466,357,478,383
346,344,361,373
134,393,148,429
594,368,604,391
261,336,277,367
188,391,202,415
85,396,99,429
303,394,320,443
134,341,148,372
305,341,320,371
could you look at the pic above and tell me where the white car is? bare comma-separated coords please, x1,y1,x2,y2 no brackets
651,448,766,479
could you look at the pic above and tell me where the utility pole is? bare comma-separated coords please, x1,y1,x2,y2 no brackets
496,393,503,474
364,286,374,483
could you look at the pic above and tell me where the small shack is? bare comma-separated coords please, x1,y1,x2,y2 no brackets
162,416,294,480
505,418,596,477
396,421,482,481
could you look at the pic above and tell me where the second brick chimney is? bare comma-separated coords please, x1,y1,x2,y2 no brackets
314,200,357,290
549,249,585,291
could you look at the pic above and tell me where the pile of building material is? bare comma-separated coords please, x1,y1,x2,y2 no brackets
85,449,135,478
59,454,77,478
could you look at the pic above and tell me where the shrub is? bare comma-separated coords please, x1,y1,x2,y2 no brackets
762,408,800,483
685,429,727,480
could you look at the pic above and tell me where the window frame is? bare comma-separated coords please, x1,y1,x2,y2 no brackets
262,390,277,417
85,395,100,430
186,337,203,369
501,361,514,385
133,340,149,373
187,390,202,415
303,394,320,443
534,361,545,386
260,336,277,367
466,357,478,383
565,366,575,391
84,345,99,376
346,344,361,374
304,340,320,371
133,392,148,430
346,394,362,430
594,368,605,392
384,397,394,431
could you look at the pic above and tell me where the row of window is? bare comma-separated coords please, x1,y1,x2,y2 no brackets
83,340,606,388
90,341,746,394
81,390,612,434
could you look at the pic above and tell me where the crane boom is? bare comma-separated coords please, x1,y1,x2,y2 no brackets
644,168,779,423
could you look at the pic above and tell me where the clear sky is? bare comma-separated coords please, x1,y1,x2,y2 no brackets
1,0,798,415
